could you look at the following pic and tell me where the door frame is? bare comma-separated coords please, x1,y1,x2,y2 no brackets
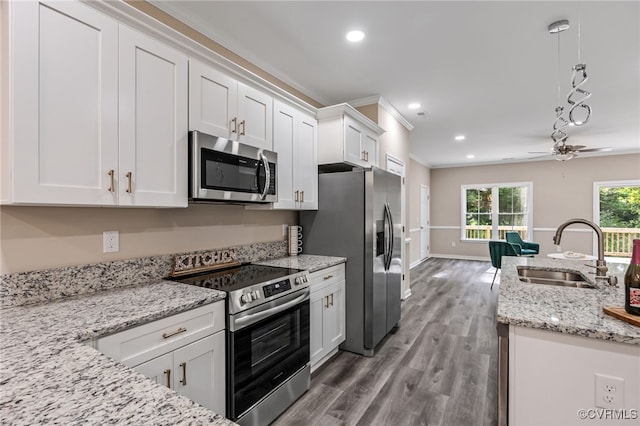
420,184,430,260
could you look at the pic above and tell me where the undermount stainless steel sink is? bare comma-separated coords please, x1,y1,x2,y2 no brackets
516,266,596,289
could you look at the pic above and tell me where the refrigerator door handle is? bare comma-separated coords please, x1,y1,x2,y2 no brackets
388,203,395,269
384,203,393,271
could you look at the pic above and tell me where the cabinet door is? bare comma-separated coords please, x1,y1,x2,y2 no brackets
237,82,273,151
363,132,378,167
343,116,365,167
133,352,173,389
173,332,226,415
272,100,296,209
119,26,188,207
325,281,345,347
189,59,238,139
11,0,118,205
297,114,318,210
309,289,327,365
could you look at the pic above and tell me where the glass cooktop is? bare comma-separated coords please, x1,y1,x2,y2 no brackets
171,263,303,293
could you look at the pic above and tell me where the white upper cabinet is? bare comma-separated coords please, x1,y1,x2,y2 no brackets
7,0,119,205
317,103,384,168
118,26,188,207
4,0,188,207
272,100,318,210
189,59,273,151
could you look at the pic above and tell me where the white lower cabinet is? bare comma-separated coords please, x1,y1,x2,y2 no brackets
133,332,225,414
309,264,346,372
96,302,226,415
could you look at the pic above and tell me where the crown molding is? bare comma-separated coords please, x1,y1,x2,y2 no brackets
349,95,414,132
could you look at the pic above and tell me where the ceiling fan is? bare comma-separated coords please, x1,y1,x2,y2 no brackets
528,139,612,161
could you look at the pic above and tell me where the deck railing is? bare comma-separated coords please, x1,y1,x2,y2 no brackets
602,228,639,257
464,226,639,257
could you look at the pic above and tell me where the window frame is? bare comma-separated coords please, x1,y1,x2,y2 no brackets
460,181,533,242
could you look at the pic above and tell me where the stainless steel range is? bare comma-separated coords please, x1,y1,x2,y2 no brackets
172,263,310,426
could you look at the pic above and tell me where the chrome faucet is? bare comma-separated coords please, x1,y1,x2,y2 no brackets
553,218,610,280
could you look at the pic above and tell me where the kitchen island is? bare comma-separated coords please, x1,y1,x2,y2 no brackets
0,280,233,425
497,256,640,425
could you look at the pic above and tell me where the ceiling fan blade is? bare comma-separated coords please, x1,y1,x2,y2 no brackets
528,151,551,154
576,147,612,153
567,145,586,151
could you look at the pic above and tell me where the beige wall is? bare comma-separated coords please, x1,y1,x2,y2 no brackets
430,154,640,259
0,205,296,274
408,158,430,266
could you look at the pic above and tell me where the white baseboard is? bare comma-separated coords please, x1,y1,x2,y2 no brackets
410,257,430,269
402,288,412,300
429,253,489,262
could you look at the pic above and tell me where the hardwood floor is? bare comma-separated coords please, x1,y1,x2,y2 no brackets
273,258,499,426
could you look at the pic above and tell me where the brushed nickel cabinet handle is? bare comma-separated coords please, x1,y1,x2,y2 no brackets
164,369,171,388
125,172,132,193
231,117,237,133
300,191,304,203
365,151,369,162
107,170,115,193
180,362,187,386
324,295,329,309
361,151,366,160
295,190,299,202
240,120,246,136
330,293,334,306
162,327,186,339
323,274,333,280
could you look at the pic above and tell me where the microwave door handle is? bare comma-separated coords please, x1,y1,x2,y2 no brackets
259,152,270,200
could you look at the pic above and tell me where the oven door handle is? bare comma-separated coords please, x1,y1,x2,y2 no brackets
231,290,309,331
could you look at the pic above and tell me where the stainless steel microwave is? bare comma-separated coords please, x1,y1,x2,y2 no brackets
189,131,277,203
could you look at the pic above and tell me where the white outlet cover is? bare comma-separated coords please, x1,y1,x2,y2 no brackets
103,231,119,253
595,373,624,409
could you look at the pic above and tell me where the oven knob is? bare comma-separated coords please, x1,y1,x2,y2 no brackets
295,277,302,286
251,290,260,300
240,293,252,304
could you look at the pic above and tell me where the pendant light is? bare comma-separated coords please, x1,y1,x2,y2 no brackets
549,20,570,149
567,2,592,126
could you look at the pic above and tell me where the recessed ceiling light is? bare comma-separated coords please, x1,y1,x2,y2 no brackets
467,154,475,159
455,135,466,141
408,103,421,110
346,30,365,42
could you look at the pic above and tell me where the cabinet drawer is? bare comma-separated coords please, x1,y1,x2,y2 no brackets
309,264,345,293
96,301,225,367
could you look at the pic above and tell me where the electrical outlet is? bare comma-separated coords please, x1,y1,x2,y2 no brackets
103,231,119,253
595,373,624,409
451,241,456,247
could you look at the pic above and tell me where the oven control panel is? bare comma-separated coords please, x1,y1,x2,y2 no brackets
263,279,291,298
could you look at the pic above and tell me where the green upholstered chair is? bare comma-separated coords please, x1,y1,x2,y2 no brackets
505,231,540,256
488,240,521,289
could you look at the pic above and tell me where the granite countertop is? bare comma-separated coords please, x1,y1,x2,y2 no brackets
497,256,640,345
0,280,234,425
253,254,346,273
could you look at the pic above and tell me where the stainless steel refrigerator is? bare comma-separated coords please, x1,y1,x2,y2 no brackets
300,167,402,356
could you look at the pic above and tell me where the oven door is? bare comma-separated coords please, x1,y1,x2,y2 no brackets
227,290,310,420
190,131,276,203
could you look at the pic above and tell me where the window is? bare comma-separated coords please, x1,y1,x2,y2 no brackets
594,180,640,259
461,182,533,241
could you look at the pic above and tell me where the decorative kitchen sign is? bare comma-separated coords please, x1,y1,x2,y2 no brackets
170,249,239,277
